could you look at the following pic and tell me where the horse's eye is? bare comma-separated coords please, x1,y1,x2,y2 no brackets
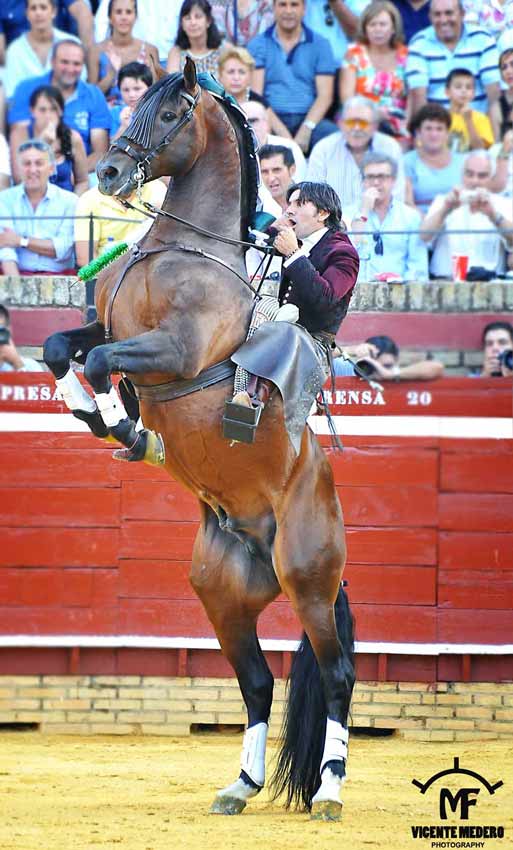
161,111,176,123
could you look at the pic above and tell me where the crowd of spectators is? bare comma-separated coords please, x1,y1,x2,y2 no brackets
0,0,512,286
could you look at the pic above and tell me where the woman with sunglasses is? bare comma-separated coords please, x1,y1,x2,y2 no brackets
404,103,464,215
88,0,159,105
166,0,224,76
9,85,88,195
339,1,408,145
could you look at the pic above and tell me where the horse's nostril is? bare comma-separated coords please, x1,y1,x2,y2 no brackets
99,165,119,181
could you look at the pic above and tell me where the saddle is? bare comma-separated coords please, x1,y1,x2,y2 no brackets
223,321,328,452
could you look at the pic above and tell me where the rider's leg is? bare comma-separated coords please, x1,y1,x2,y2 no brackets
232,296,297,407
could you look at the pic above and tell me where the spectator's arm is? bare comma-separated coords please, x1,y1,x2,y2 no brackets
87,127,109,171
327,0,359,38
488,132,513,193
166,46,181,73
395,360,445,380
251,67,265,96
485,82,501,141
294,74,334,152
0,174,9,191
463,109,490,150
0,33,5,66
267,107,292,139
71,131,89,195
1,260,19,274
75,239,97,266
87,43,104,86
68,0,95,53
420,194,455,244
408,86,427,118
9,123,30,184
22,236,57,258
339,63,356,105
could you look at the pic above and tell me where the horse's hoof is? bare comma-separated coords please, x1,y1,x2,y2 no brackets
210,795,247,815
310,800,343,822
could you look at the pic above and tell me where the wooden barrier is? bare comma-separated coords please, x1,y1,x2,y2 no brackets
0,374,512,689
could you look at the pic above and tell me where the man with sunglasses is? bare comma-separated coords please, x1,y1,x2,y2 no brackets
307,96,406,209
420,150,513,279
0,139,76,275
345,152,427,282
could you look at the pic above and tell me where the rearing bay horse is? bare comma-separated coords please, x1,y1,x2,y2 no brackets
43,59,355,820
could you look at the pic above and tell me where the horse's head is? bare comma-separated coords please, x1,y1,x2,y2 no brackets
97,58,202,198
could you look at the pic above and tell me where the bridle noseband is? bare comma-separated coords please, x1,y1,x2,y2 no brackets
108,89,201,189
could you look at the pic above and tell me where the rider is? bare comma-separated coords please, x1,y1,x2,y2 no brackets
232,180,360,408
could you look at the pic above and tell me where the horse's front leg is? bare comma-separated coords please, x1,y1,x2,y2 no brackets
44,321,110,438
83,328,182,464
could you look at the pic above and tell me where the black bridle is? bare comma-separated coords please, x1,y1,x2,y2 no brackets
108,89,201,190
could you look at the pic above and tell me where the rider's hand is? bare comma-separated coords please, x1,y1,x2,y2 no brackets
274,227,299,258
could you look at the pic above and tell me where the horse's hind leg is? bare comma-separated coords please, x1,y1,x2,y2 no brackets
44,321,110,437
190,503,280,814
272,439,355,819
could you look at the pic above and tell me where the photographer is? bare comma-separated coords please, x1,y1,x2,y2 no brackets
0,305,44,372
478,321,513,378
334,335,444,380
420,151,513,279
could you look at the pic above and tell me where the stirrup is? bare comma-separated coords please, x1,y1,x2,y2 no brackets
112,429,165,466
223,398,262,444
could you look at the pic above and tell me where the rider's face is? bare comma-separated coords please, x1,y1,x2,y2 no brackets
285,190,328,239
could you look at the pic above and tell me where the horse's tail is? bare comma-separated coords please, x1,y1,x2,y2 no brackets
269,584,354,811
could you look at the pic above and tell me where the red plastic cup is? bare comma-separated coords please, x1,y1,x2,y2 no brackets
451,254,469,282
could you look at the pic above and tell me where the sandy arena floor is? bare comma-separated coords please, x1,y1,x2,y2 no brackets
1,732,511,850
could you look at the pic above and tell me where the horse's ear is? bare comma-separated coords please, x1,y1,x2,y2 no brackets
149,53,167,82
183,56,198,94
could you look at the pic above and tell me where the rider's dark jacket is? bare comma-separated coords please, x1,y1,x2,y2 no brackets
277,229,359,336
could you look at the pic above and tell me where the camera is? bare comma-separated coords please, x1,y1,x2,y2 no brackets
498,349,513,371
355,358,376,377
0,327,11,345
459,190,479,204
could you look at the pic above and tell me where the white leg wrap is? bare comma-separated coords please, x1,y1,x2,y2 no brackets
55,368,96,413
94,386,128,428
240,722,268,787
320,718,349,774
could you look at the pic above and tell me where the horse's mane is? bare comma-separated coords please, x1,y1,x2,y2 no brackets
124,71,258,240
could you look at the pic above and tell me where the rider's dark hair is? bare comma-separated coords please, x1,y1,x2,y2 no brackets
481,321,513,346
175,0,222,50
118,61,153,89
366,335,399,357
259,144,295,169
286,181,343,231
29,85,73,164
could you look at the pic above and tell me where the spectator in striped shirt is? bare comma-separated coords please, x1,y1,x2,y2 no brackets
405,0,502,138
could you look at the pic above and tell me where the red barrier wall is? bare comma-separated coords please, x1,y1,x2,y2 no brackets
0,375,512,683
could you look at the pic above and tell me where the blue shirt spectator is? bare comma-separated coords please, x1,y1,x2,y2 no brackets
345,152,428,282
307,97,406,208
390,0,431,43
0,140,77,274
404,149,465,215
4,27,82,100
8,40,111,171
248,0,337,153
405,0,501,139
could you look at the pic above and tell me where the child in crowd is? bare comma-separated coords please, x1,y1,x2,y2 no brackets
110,61,153,139
445,68,495,153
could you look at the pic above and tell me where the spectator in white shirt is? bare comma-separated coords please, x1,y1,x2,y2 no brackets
420,150,513,278
307,96,408,208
